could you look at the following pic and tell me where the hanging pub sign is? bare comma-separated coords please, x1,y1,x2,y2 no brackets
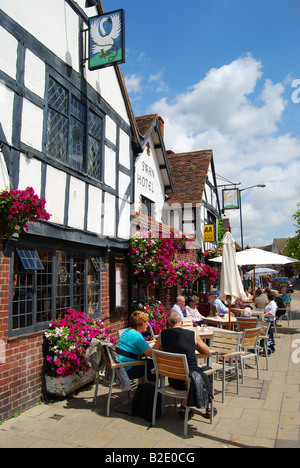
203,224,215,242
88,9,125,71
222,188,240,210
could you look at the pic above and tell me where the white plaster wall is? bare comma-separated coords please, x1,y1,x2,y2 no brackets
18,153,42,196
0,81,14,145
119,129,130,169
106,116,117,145
68,176,85,230
0,154,10,191
0,26,18,79
104,146,116,189
45,166,66,225
118,199,130,239
24,49,46,98
1,0,79,71
119,172,130,201
87,185,102,235
86,67,130,125
103,192,116,237
21,98,43,152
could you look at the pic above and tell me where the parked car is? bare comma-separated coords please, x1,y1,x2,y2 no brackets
272,277,294,293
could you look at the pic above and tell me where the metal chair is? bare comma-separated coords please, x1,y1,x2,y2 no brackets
257,319,270,370
210,330,242,403
93,342,148,416
151,349,215,437
277,299,291,326
239,328,261,383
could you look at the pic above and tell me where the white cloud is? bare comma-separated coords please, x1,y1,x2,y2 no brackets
148,55,300,246
124,73,143,94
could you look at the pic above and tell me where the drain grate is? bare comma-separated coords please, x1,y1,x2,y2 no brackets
49,414,65,420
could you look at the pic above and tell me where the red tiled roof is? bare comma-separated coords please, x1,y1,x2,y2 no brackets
166,150,213,204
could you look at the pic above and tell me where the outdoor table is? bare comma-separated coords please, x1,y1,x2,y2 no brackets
205,315,237,329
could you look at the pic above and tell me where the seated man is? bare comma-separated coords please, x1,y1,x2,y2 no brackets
154,311,216,420
184,296,207,326
171,295,186,318
273,290,285,319
212,291,228,315
280,287,291,308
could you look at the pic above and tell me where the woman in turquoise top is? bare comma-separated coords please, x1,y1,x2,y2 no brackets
116,311,155,381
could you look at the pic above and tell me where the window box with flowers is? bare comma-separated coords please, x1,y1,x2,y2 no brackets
44,309,116,396
0,187,51,239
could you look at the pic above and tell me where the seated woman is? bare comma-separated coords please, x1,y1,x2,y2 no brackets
242,286,253,303
184,296,207,326
116,310,155,382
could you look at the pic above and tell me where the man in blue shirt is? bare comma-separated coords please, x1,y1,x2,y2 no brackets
280,287,291,307
212,291,229,315
171,295,186,318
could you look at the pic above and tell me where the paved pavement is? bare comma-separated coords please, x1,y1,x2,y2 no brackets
1,287,300,449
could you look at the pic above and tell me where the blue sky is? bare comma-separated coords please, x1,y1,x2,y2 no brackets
102,0,300,248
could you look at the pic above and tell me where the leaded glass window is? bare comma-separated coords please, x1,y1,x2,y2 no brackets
45,76,103,180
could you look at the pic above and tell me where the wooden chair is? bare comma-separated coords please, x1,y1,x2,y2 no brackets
210,305,218,316
182,317,193,328
239,328,261,383
210,330,242,402
237,317,258,332
151,349,215,437
93,342,148,416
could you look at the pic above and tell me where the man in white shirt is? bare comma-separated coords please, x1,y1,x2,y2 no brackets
171,295,185,318
184,296,207,326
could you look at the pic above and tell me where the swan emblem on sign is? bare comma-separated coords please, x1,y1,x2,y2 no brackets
90,13,121,61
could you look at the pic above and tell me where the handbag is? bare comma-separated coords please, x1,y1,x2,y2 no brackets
131,383,161,422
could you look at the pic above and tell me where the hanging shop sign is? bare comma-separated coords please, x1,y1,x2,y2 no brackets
88,9,125,70
222,188,240,210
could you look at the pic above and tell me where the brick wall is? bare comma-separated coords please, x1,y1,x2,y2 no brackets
0,243,129,421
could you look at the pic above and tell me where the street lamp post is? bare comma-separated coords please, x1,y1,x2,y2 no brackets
239,184,266,250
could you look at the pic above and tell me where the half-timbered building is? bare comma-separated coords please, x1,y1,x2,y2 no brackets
0,0,139,420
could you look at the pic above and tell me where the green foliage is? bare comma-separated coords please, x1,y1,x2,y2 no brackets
286,202,300,260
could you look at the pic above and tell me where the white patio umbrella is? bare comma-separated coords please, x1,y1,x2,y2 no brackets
210,247,298,293
219,231,244,330
210,248,298,266
246,267,278,276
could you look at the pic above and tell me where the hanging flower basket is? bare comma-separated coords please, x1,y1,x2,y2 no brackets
129,229,218,290
0,187,51,239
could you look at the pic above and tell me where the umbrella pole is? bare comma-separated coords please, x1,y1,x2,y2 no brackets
227,295,232,330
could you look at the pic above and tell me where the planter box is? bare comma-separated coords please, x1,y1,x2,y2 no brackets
45,369,96,397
